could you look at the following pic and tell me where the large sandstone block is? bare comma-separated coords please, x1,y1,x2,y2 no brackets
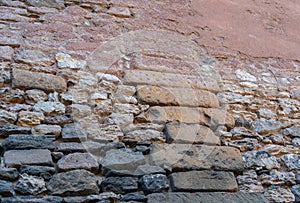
170,171,238,192
12,69,67,92
165,122,220,145
139,106,234,128
149,144,243,172
137,86,219,108
4,149,53,167
123,70,220,92
147,192,269,203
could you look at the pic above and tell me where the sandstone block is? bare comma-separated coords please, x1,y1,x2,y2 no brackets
149,144,243,172
165,122,220,145
123,70,220,92
170,171,238,192
17,111,45,127
137,85,219,108
4,149,53,167
12,69,67,92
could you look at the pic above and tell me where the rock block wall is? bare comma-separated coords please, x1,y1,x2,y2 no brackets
0,0,299,202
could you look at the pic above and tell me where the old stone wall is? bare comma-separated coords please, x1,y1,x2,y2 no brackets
0,0,299,202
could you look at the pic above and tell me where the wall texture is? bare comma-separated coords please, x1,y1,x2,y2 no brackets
0,0,299,202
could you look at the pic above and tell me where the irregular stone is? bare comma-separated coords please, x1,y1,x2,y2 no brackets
19,165,55,180
291,185,300,203
281,154,300,170
0,124,31,138
56,53,86,69
235,69,257,82
31,124,61,137
133,145,150,155
96,73,121,83
259,170,295,186
112,85,137,104
107,6,131,18
2,196,63,203
0,46,14,61
262,144,299,156
104,113,134,127
0,168,19,181
85,192,122,203
133,164,166,176
0,87,24,103
137,85,219,108
264,187,295,203
15,174,47,195
257,108,277,119
33,101,65,116
0,180,15,197
67,104,91,119
17,111,45,127
123,70,220,92
147,192,269,203
292,138,300,147
88,124,123,143
12,69,67,92
149,144,243,172
165,122,220,145
47,170,98,196
94,100,113,116
51,152,63,161
61,87,89,103
123,129,165,146
62,122,87,142
98,142,126,156
141,174,169,194
99,177,139,194
112,103,141,114
122,123,165,134
2,134,55,151
228,138,260,152
140,106,233,127
101,149,146,174
25,89,47,105
56,142,104,153
170,171,238,192
15,49,54,66
4,149,53,167
0,109,17,124
254,118,283,134
243,150,280,170
25,0,65,9
237,170,264,193
120,192,147,202
57,153,99,173
283,125,300,137
7,104,32,112
43,115,72,126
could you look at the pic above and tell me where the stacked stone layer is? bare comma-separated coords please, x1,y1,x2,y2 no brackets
0,0,299,202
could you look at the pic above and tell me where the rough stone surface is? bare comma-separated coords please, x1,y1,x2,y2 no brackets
264,187,295,203
150,144,244,172
254,118,283,134
137,86,219,108
170,171,238,192
0,109,17,124
17,111,45,127
2,134,55,151
0,124,31,138
243,150,280,170
15,174,47,195
47,169,98,196
4,149,53,167
99,177,139,194
123,70,220,92
141,174,169,194
31,124,61,137
19,165,55,180
57,153,99,173
25,89,47,105
33,101,65,116
2,196,63,203
56,53,86,69
281,154,300,170
101,149,146,174
0,180,15,197
0,168,19,181
12,69,67,92
147,192,269,203
62,122,87,142
165,122,220,145
291,185,300,203
123,129,165,146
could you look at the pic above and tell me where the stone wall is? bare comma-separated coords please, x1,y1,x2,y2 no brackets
0,0,299,202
